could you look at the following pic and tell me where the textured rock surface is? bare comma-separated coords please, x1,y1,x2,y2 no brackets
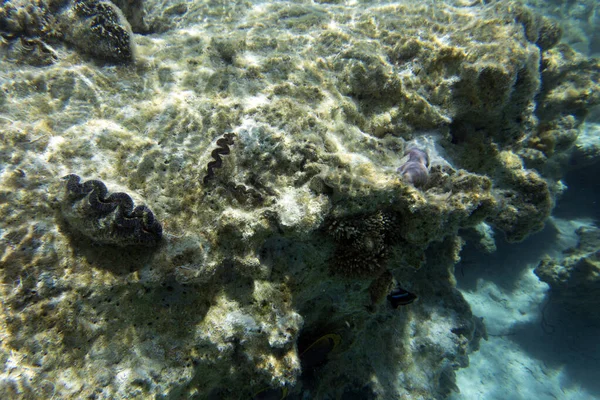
570,121,600,170
535,225,600,323
527,0,600,55
0,0,598,398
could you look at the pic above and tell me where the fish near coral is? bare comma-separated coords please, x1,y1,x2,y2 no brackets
387,285,417,308
60,174,162,247
300,333,341,370
398,147,429,188
252,386,288,400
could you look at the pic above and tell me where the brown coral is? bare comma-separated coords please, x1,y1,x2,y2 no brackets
327,211,399,277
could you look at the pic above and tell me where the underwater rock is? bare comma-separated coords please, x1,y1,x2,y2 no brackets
5,36,58,65
1,0,598,399
512,4,562,51
0,0,53,38
535,45,600,124
0,0,58,64
488,152,553,242
536,17,562,51
462,222,497,254
60,174,162,246
569,122,600,170
368,269,394,307
111,0,147,33
535,225,600,323
519,44,599,177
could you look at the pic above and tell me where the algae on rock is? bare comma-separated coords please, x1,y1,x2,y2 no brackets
0,0,598,398
535,225,600,324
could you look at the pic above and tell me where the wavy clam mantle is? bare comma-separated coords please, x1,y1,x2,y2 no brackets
60,174,162,247
0,0,599,399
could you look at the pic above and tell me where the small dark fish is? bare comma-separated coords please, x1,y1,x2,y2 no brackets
300,333,341,370
252,386,288,400
387,286,417,308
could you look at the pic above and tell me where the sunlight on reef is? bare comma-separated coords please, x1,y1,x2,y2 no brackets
0,0,599,398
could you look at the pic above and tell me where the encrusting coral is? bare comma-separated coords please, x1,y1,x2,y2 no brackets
326,211,399,277
0,0,598,399
535,225,600,323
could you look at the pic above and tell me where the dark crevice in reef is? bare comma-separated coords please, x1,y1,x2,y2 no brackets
553,161,600,224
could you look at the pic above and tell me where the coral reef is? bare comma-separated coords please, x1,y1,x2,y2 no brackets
535,224,600,324
326,211,398,277
526,0,599,55
60,174,162,246
0,0,598,398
